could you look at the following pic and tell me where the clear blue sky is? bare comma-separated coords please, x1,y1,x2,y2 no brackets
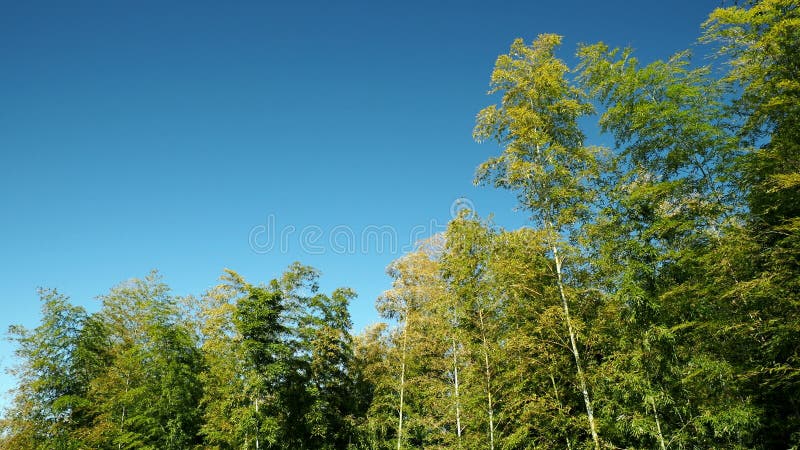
0,0,719,406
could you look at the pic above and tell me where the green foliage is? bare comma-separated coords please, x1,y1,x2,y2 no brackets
2,289,88,449
474,34,603,233
85,271,204,449
3,2,798,448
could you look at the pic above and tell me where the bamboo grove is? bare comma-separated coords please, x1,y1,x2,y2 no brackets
2,1,798,448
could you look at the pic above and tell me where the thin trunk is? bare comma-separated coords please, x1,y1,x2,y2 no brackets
255,397,260,450
651,396,667,450
119,405,125,450
553,245,600,449
451,301,463,447
452,334,462,447
551,372,572,450
550,372,560,405
119,374,129,450
397,312,409,450
478,309,495,450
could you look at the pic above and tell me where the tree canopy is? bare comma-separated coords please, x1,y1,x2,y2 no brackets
3,1,798,448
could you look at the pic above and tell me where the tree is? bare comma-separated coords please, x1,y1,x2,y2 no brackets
85,271,204,449
701,1,800,445
353,323,397,449
229,263,361,450
441,217,502,450
490,225,585,449
575,37,759,447
196,272,251,449
473,34,604,449
377,250,453,449
2,289,88,449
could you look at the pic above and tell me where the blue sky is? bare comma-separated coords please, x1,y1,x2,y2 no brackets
0,0,719,406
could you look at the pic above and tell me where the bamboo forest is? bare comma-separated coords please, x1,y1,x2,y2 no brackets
2,1,799,448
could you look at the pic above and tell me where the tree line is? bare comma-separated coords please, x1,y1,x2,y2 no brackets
2,1,798,448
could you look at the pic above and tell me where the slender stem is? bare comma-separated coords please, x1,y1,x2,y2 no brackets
119,374,129,450
478,309,495,450
451,296,463,446
452,334,462,446
397,309,409,450
652,396,667,450
255,397,260,450
553,245,600,449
